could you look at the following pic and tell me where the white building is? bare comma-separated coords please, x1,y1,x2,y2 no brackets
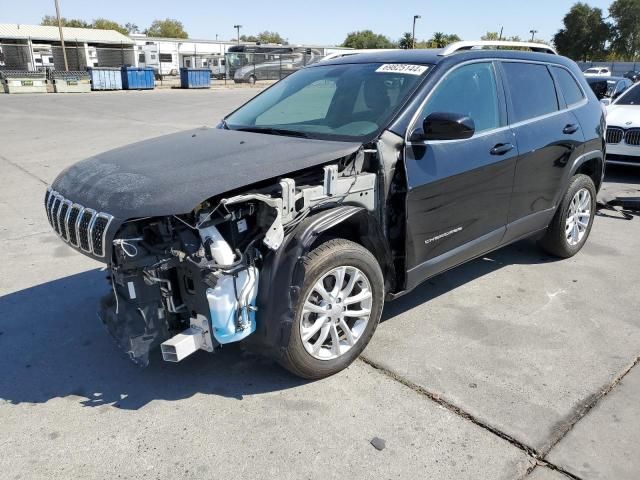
0,23,135,71
130,34,237,76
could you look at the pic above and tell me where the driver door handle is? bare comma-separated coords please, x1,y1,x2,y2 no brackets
563,124,580,134
490,143,515,156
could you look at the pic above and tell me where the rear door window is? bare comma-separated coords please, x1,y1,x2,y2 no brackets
552,67,585,106
502,62,559,123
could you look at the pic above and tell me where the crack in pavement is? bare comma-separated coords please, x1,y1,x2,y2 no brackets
0,154,48,185
359,354,640,480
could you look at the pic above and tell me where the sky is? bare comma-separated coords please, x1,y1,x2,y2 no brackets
1,0,615,45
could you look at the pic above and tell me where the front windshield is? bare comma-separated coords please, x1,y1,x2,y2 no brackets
615,83,640,105
225,62,429,141
227,53,245,67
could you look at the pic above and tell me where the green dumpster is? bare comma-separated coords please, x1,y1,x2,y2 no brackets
52,71,91,93
1,70,47,94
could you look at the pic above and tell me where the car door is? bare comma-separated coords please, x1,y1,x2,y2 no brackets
403,61,517,288
500,62,586,239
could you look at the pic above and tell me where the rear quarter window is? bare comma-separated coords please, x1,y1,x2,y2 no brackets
552,67,585,106
502,62,559,123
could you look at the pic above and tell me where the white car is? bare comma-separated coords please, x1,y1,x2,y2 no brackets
606,82,640,166
584,67,612,77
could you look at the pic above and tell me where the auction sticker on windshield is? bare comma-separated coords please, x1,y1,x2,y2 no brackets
376,64,429,75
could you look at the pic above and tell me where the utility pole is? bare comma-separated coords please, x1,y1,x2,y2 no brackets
530,29,538,42
412,15,421,49
234,24,242,45
499,26,504,41
54,0,69,71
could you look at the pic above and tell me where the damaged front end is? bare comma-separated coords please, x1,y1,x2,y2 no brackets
98,155,378,366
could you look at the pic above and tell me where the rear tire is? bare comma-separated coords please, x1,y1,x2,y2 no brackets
539,174,596,258
280,239,384,379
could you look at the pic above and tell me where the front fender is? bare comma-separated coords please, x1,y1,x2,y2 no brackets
246,205,392,357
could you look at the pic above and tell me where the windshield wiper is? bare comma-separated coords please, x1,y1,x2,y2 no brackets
233,126,311,138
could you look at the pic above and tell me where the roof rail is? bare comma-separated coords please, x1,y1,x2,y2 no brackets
440,40,558,56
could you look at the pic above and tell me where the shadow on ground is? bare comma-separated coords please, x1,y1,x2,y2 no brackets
0,269,306,409
602,164,640,188
0,241,550,410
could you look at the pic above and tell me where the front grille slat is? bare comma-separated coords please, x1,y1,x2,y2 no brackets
91,215,110,256
58,201,70,240
625,128,640,146
67,206,81,246
43,189,113,258
44,190,51,225
79,210,95,252
606,127,624,144
51,197,62,234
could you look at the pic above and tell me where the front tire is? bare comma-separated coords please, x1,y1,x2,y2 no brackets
280,239,384,379
540,174,596,258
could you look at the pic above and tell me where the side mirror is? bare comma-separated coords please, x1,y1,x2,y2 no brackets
600,98,612,106
410,112,475,142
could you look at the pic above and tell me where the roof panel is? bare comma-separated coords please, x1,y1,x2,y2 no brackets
0,23,134,44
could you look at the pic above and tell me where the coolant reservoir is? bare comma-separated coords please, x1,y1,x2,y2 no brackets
206,266,259,344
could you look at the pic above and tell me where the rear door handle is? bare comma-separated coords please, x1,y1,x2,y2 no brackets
563,124,580,134
490,143,515,156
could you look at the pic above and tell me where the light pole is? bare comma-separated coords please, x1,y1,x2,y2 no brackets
530,29,538,42
234,24,242,45
54,0,69,71
412,15,421,49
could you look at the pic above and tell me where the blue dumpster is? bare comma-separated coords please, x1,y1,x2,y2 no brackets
88,68,122,90
180,68,211,89
121,67,155,90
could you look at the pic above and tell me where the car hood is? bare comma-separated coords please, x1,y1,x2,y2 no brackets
606,105,640,127
52,127,361,220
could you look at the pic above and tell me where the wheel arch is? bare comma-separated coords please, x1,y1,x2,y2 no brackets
570,150,604,192
246,205,393,357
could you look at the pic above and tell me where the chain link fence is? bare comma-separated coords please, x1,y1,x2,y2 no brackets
0,42,136,72
576,61,640,77
0,42,328,88
222,51,325,85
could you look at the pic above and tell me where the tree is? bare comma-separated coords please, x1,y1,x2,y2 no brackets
431,32,447,48
41,15,134,36
609,0,640,59
125,22,140,34
398,32,413,49
415,33,461,49
240,31,286,44
256,31,286,44
341,30,395,49
92,18,128,35
553,3,609,61
41,15,90,28
481,31,501,41
145,19,188,39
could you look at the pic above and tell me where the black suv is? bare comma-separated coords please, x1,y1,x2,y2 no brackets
46,42,605,379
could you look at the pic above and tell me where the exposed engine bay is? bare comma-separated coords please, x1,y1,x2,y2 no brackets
100,151,381,366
